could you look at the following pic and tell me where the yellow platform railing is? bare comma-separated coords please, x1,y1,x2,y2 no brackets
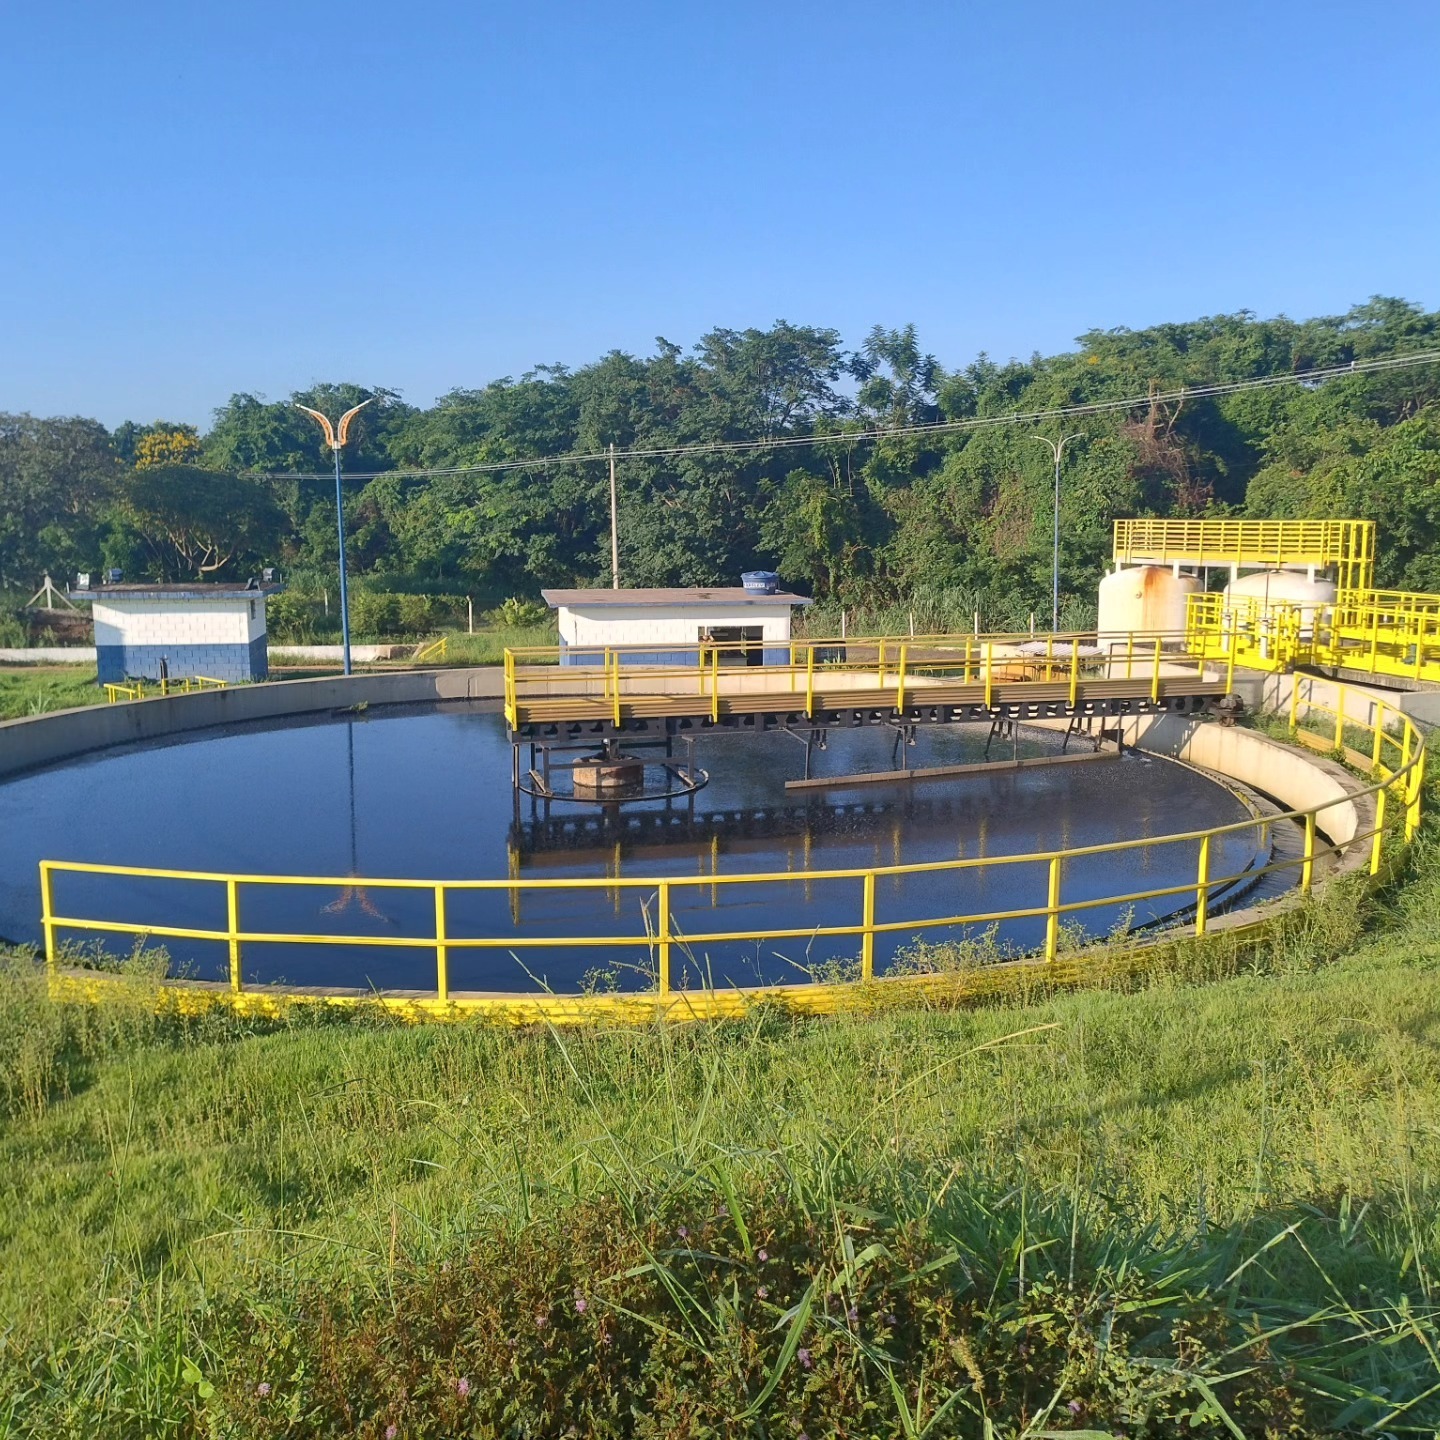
504,630,1224,730
1114,517,1376,593
40,689,1424,1011
413,635,448,664
1186,588,1440,688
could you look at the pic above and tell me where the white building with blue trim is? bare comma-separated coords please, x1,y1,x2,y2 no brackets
79,579,281,685
542,585,811,667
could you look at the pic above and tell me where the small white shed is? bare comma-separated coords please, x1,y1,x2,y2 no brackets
542,586,812,667
76,579,282,685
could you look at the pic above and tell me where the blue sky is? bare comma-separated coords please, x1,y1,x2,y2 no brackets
3,0,1436,428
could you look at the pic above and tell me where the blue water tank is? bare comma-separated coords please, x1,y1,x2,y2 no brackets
741,570,780,595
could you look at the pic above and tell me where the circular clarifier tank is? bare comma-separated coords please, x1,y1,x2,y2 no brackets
0,704,1276,994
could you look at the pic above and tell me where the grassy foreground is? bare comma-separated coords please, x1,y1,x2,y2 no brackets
0,666,100,719
1,839,1439,1434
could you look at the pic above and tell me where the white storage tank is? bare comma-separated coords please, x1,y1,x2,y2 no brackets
1097,565,1200,640
1222,570,1336,633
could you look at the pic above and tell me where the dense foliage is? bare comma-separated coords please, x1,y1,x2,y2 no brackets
3,299,1439,630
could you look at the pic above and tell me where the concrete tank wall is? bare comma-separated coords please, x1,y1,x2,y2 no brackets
1121,714,1363,849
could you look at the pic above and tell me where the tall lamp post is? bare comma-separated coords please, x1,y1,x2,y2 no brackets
1029,432,1082,632
295,398,374,675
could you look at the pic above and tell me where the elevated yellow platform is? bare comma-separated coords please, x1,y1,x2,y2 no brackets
505,635,1229,732
1114,518,1375,592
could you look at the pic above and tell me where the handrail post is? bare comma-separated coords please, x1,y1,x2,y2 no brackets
226,878,242,994
612,650,622,729
657,881,671,996
434,884,449,1002
1044,856,1061,960
861,871,875,981
40,862,56,982
806,643,815,719
1194,834,1210,937
1068,642,1079,707
877,638,886,686
1407,744,1424,840
984,643,994,710
1150,637,1161,703
1289,671,1301,732
711,648,720,723
896,643,908,713
1301,813,1317,893
1125,631,1134,681
1371,785,1387,876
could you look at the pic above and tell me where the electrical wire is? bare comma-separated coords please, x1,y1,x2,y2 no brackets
261,348,1440,483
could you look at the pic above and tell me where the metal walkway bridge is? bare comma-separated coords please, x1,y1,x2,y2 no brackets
503,633,1232,737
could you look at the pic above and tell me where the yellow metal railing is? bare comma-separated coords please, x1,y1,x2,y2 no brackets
413,635,448,664
104,675,229,704
40,690,1424,1006
504,629,1223,730
1187,588,1440,688
1114,517,1376,593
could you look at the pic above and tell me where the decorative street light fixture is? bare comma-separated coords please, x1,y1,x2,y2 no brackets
295,398,374,675
1028,432,1083,632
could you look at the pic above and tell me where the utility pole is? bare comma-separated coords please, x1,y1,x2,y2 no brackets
295,397,375,675
608,441,620,589
1028,433,1083,632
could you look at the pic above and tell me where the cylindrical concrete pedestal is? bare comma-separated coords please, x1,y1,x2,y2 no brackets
572,757,645,796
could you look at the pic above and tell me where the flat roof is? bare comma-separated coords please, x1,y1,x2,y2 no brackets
72,582,283,602
542,587,811,608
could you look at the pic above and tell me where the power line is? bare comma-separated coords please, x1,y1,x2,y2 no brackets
261,348,1440,483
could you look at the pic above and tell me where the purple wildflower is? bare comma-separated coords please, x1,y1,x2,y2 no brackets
885,1312,897,1327
847,1306,858,1323
798,1347,812,1370
455,1377,471,1398
385,1428,398,1440
255,1382,271,1398
757,1249,769,1262
677,1225,689,1239
575,1296,588,1314
1068,1399,1083,1414
535,1312,549,1329
757,1285,769,1299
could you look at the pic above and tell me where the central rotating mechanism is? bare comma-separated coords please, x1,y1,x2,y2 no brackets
513,734,709,805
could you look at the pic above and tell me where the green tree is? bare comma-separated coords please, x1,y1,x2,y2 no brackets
116,465,286,579
0,413,119,588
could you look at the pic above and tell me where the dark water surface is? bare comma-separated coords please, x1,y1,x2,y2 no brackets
0,703,1268,992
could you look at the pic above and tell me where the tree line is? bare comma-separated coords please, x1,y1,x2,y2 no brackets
3,297,1438,636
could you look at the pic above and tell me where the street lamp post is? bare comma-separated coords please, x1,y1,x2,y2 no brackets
295,398,374,675
1028,432,1082,632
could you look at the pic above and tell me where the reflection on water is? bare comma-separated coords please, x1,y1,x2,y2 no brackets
0,703,1268,992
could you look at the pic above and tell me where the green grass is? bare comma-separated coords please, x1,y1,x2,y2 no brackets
0,666,101,719
431,620,558,665
1,824,1439,1435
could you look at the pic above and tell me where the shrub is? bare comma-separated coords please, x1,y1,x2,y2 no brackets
497,595,548,627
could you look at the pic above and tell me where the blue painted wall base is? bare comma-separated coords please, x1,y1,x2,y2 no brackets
96,639,268,685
